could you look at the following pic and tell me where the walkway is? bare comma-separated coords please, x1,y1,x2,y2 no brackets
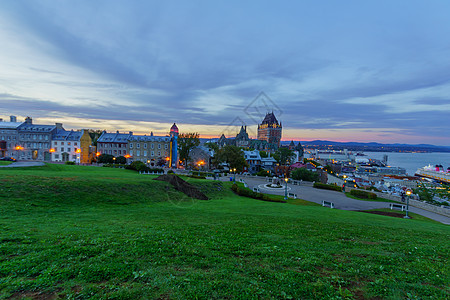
0,161,45,168
238,176,450,225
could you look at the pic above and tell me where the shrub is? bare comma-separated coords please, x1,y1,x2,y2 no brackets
350,189,377,199
256,169,271,177
65,161,75,165
291,168,319,182
167,170,174,174
313,182,342,192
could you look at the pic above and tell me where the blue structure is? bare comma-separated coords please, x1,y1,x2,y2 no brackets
169,123,179,168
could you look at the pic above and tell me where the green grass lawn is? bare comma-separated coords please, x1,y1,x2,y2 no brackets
0,164,449,299
0,162,12,166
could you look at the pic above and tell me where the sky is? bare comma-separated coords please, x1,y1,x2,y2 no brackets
1,0,450,146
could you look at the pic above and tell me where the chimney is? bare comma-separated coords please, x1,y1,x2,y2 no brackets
25,117,32,124
10,116,17,122
150,131,153,136
129,131,133,135
0,118,2,122
55,123,63,129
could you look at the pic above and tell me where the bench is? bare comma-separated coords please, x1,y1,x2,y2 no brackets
322,201,334,208
239,178,244,183
253,187,260,192
389,203,406,211
288,192,297,199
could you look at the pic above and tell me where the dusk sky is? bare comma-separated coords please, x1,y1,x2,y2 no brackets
1,1,450,146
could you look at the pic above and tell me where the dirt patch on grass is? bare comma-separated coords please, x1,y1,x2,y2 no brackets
358,210,409,219
153,174,208,200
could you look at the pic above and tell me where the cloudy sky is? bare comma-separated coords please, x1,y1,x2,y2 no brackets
1,1,450,146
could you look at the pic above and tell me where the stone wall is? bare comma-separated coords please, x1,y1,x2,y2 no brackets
344,187,450,217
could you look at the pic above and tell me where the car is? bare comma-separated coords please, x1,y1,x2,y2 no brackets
0,157,16,162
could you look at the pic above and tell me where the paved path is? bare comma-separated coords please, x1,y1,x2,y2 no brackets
0,161,45,168
237,176,450,225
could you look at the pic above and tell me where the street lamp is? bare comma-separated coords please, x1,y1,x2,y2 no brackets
404,189,412,219
113,157,116,167
233,168,236,182
284,176,288,200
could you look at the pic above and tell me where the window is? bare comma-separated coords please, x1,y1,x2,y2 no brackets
164,144,168,149
137,150,140,156
130,150,133,156
137,143,140,149
68,148,71,152
157,151,161,156
151,144,154,149
158,144,161,149
33,135,36,140
68,142,71,145
61,148,64,152
54,141,57,145
73,155,77,159
130,143,133,148
62,142,65,145
39,143,42,149
45,135,48,140
143,150,147,156
55,154,59,159
144,143,147,149
75,142,77,146
151,151,154,157
39,135,42,140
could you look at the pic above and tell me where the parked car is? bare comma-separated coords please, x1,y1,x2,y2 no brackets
0,157,16,162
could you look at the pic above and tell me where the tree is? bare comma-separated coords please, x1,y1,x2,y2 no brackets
213,145,248,173
259,151,268,158
273,147,295,165
178,133,200,166
97,154,114,164
116,156,127,164
204,142,219,152
291,167,320,182
88,129,105,147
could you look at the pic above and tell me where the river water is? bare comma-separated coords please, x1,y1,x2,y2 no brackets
364,152,450,176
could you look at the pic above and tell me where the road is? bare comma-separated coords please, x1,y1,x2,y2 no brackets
236,176,450,225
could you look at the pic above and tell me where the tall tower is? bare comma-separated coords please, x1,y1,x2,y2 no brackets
257,112,282,148
169,123,179,168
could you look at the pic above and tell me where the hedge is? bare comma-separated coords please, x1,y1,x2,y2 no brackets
350,189,377,199
231,184,286,203
313,182,342,192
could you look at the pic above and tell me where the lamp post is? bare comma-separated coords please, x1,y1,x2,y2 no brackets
233,168,237,182
113,157,116,167
404,189,412,219
284,175,288,200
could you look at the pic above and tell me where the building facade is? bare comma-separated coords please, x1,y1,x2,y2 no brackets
51,129,92,163
97,131,132,157
0,116,22,158
17,117,58,161
257,112,282,147
127,134,171,166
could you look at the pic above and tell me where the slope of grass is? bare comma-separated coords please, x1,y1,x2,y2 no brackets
0,162,11,166
346,192,402,204
0,164,449,299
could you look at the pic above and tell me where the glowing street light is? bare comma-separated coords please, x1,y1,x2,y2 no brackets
404,189,412,219
284,176,289,200
233,168,236,182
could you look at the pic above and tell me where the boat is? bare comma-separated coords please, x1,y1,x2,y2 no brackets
414,165,450,184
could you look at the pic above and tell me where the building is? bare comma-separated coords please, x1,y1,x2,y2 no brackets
217,126,278,152
97,131,133,157
0,116,23,158
244,150,261,174
189,146,214,170
257,112,282,147
17,117,58,161
51,129,92,163
127,134,171,166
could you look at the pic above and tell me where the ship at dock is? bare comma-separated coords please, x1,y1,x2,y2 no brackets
415,165,450,183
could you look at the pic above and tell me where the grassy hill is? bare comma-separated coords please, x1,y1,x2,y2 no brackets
0,164,448,299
